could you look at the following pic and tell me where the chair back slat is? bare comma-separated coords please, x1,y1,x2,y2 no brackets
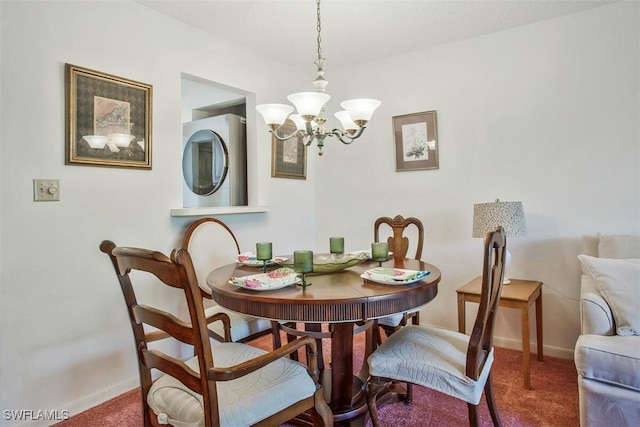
140,349,202,393
112,246,184,289
132,305,195,346
374,215,424,262
466,226,507,380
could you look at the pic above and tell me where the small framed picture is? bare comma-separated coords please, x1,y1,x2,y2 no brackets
392,110,438,171
65,64,153,169
271,120,307,179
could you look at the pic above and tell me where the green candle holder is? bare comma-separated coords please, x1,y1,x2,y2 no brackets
294,250,313,287
329,237,344,254
371,242,389,267
256,242,272,272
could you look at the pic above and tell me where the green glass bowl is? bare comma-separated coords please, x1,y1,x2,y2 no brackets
280,251,369,274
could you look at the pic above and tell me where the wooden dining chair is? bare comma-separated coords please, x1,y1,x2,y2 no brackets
365,227,507,427
374,215,425,337
182,217,274,344
100,240,333,427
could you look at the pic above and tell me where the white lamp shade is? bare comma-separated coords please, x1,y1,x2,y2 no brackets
472,200,527,238
256,104,294,126
334,111,359,130
340,98,381,122
287,92,330,117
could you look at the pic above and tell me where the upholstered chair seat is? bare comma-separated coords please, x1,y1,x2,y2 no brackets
204,305,272,343
368,325,494,405
148,342,317,427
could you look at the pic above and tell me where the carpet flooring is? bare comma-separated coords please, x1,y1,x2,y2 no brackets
54,329,578,426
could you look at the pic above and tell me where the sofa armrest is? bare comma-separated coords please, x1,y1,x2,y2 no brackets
580,274,615,336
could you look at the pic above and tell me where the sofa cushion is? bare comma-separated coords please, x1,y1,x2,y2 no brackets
578,255,640,336
598,234,640,259
575,334,640,392
580,274,615,336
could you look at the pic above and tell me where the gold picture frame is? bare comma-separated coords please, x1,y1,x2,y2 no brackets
271,120,307,179
393,110,438,171
65,64,153,169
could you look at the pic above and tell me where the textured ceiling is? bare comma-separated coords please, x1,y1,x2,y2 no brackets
139,0,616,72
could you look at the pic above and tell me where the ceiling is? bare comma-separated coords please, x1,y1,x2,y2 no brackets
139,0,615,72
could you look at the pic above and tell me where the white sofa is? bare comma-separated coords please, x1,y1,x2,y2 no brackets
575,234,640,426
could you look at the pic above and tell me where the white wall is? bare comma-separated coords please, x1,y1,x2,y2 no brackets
0,1,315,425
0,1,638,425
315,1,639,356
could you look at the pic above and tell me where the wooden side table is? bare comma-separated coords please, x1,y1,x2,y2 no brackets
456,277,543,389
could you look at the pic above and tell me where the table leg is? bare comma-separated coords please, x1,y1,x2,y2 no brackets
457,293,466,334
536,292,544,362
330,322,355,411
521,303,531,390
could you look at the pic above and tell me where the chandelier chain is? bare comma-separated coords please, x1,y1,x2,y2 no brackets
315,0,324,66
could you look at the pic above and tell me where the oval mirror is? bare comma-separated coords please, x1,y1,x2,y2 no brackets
182,129,229,196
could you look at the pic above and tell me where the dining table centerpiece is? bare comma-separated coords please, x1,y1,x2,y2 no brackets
280,251,369,274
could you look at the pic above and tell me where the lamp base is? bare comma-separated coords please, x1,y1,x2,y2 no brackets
503,250,512,285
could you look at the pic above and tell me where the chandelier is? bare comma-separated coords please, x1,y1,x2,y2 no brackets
255,0,381,156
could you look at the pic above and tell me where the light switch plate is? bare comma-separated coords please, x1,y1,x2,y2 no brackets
34,179,60,201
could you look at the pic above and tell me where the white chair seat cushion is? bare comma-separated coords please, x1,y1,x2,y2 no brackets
147,342,316,427
377,313,405,327
205,305,272,342
377,308,419,328
368,324,493,405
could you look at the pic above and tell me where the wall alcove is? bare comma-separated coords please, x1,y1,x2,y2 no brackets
171,74,270,217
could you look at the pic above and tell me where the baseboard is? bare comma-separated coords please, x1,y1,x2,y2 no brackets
493,336,575,360
16,376,139,427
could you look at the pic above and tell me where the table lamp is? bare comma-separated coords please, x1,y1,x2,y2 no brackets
472,199,527,284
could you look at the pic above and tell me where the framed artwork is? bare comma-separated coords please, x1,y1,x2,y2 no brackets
65,64,153,169
392,110,438,171
271,120,307,179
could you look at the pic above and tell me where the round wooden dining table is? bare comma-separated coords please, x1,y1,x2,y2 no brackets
206,258,441,424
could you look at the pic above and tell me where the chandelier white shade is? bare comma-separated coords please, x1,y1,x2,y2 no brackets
255,0,380,156
287,92,330,118
340,99,382,123
334,110,358,131
255,104,294,128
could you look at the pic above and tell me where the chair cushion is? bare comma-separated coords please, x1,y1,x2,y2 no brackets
377,313,405,328
147,342,316,427
205,305,272,342
578,255,640,336
575,334,640,391
377,308,419,328
368,325,493,405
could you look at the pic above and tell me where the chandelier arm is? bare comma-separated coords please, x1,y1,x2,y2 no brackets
269,129,305,142
330,127,366,145
303,135,315,147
